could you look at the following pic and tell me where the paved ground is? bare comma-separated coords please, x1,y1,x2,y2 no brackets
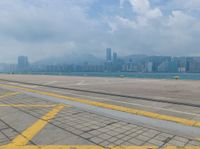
0,89,200,148
0,74,200,103
1,74,200,121
0,75,200,148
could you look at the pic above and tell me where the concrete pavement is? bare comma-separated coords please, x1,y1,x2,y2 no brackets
0,75,200,148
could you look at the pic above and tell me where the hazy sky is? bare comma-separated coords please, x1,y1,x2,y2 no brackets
0,0,200,63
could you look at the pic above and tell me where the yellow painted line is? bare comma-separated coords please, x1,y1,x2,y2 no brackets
0,104,62,108
163,147,200,149
10,104,65,146
0,84,199,128
0,145,156,149
0,92,21,99
1,145,200,149
196,138,200,142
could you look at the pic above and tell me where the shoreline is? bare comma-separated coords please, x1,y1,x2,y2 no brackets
1,72,200,81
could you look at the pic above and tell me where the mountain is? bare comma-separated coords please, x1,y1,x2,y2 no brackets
34,53,103,65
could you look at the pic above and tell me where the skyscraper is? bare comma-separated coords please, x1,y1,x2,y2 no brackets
18,56,29,68
113,52,117,63
146,62,153,72
106,48,112,61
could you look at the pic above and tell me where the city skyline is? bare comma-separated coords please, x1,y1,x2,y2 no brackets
1,48,200,73
2,50,200,64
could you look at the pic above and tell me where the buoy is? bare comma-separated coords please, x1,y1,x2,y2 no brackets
174,76,180,80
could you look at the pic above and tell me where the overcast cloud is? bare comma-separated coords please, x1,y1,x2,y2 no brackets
0,0,199,63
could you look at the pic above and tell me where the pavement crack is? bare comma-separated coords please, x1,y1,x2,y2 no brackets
71,111,83,115
0,119,37,145
158,136,175,149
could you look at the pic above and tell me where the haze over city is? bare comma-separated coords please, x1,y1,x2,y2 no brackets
0,0,199,63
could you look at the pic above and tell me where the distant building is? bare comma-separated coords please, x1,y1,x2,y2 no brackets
122,59,141,72
105,48,112,71
0,63,17,73
113,52,117,63
187,57,200,73
178,67,186,73
145,62,153,72
151,56,171,72
158,61,169,72
168,60,178,72
174,57,186,73
106,48,112,62
18,56,29,70
157,58,178,73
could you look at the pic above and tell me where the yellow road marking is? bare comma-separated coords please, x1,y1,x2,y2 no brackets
0,104,61,108
1,145,200,149
163,147,200,149
10,104,65,146
0,84,198,128
0,92,21,100
196,138,200,142
0,145,158,149
0,87,198,149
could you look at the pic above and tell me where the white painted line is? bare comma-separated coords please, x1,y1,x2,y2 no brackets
76,80,87,85
8,82,38,88
43,81,58,85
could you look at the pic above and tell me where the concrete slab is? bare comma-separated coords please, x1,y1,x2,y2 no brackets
0,78,200,148
31,124,94,145
1,74,200,103
0,107,39,132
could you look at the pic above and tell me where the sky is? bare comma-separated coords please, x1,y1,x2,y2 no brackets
0,0,200,63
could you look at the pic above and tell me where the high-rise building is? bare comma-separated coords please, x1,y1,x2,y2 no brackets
168,59,178,72
113,52,117,63
18,56,29,68
158,61,169,72
106,48,112,61
149,56,171,72
145,62,153,72
157,59,178,73
187,57,200,72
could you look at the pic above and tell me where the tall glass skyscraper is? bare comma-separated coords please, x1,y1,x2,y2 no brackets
106,48,112,61
18,56,29,68
113,52,117,62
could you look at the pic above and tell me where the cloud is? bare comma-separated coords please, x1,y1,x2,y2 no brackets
105,0,200,56
0,0,102,62
128,0,162,18
0,0,199,63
